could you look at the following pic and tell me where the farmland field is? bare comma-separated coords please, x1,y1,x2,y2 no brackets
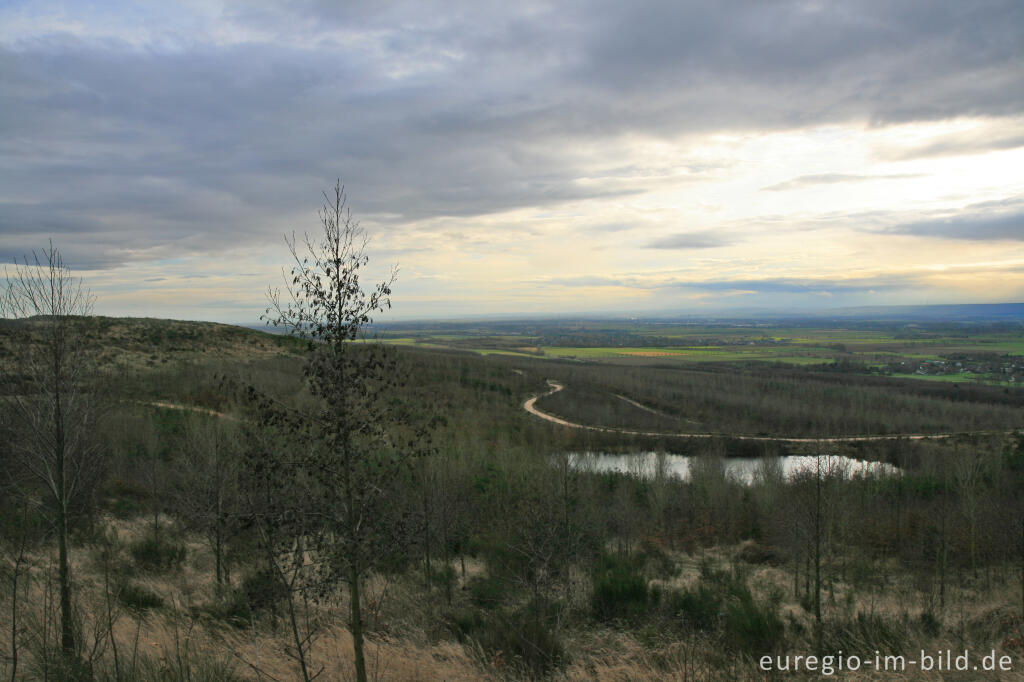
369,318,1024,386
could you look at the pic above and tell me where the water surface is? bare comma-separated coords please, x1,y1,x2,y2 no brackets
563,452,898,485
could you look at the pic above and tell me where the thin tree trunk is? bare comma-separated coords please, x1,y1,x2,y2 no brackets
215,460,224,588
9,529,26,682
814,457,822,655
422,487,432,589
939,515,947,613
285,566,312,682
215,527,223,587
346,458,368,682
349,560,367,682
54,347,76,658
56,481,75,657
103,553,121,679
442,511,452,606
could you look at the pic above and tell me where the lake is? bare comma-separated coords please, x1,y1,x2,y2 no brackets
562,451,899,484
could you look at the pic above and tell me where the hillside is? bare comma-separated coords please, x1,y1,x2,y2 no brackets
0,316,305,371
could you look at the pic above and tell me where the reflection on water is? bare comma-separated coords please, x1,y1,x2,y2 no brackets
563,452,899,485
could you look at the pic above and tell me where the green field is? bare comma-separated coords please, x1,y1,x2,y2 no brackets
370,320,1024,385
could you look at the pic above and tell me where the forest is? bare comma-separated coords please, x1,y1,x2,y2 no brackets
2,249,1024,680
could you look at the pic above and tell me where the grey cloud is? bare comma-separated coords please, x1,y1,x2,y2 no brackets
587,222,634,233
678,276,912,295
1,0,1022,268
546,276,627,287
646,231,732,249
762,173,924,191
570,1,1024,131
835,197,1024,242
887,209,1024,242
880,129,1024,161
545,272,921,297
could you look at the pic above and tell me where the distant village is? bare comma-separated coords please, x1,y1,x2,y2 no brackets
878,354,1024,383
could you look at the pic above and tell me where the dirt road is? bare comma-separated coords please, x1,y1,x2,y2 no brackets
523,380,1007,443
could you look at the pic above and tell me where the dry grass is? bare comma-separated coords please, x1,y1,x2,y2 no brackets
0,549,486,681
3,520,1024,680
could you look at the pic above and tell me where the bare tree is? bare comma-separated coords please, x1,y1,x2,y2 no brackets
785,452,842,656
954,446,986,580
1,243,99,662
259,181,404,682
175,414,242,590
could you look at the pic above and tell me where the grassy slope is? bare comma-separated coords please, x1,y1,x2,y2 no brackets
0,315,306,371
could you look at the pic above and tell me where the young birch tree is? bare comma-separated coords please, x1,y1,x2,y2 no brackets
261,181,400,682
1,244,99,662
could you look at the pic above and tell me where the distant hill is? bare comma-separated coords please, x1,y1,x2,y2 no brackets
0,316,305,372
823,303,1024,322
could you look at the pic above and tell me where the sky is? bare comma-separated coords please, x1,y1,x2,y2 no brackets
1,0,1023,323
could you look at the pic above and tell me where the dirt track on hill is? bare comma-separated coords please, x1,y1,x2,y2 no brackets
141,401,233,420
523,379,1010,443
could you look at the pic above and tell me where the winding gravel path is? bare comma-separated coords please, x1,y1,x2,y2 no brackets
523,379,1009,443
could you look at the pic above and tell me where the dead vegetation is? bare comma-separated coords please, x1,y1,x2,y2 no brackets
3,515,1022,681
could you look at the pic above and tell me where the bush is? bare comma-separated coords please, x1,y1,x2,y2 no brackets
468,574,508,609
103,478,148,519
636,539,678,579
199,589,252,627
592,552,649,621
444,606,486,642
487,611,565,677
673,561,785,653
737,541,782,566
722,587,784,653
919,610,942,637
118,582,164,612
241,568,288,613
431,563,457,591
462,603,566,677
822,612,909,653
674,582,721,631
130,534,186,572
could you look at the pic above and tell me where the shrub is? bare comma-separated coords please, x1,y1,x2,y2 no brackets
636,539,678,579
199,589,252,627
919,610,942,637
445,606,486,642
822,612,910,653
722,587,784,653
489,611,565,677
488,605,566,676
118,582,164,612
241,568,288,613
673,561,785,653
468,574,508,609
130,534,186,572
592,552,649,621
737,541,782,566
674,582,721,631
103,479,148,519
445,600,566,677
431,563,457,591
